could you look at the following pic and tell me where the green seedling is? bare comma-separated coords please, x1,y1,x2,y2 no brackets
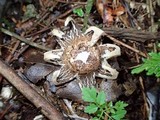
72,0,95,31
83,0,95,31
82,87,128,120
73,8,84,17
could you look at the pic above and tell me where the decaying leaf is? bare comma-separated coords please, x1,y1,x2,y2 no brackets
96,0,125,26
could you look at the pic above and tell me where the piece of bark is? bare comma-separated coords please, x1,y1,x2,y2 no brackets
103,27,160,42
0,59,65,120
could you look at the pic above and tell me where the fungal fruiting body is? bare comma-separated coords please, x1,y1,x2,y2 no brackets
62,35,100,74
44,17,121,86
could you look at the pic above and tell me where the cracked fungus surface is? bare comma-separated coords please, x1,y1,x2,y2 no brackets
44,17,121,86
63,35,100,74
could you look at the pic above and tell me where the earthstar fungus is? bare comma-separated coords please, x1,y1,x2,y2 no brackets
44,17,121,86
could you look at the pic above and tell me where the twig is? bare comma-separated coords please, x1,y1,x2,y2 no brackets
147,0,154,32
0,104,12,119
55,0,86,5
56,4,83,19
0,28,51,51
25,4,83,38
10,36,39,62
63,99,88,120
25,1,58,36
105,33,147,57
139,77,149,120
6,39,20,63
33,9,50,27
133,42,140,63
26,12,50,34
0,59,65,120
25,27,51,38
133,42,148,119
25,25,160,43
26,1,58,34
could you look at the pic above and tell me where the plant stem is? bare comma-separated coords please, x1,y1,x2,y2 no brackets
83,0,95,32
104,112,114,120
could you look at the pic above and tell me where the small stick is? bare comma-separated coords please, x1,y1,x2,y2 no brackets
10,36,39,62
0,59,65,120
0,104,12,119
6,40,20,63
56,4,83,19
133,42,140,63
25,27,51,38
25,5,82,38
139,77,149,119
55,0,86,5
0,28,51,51
105,33,147,57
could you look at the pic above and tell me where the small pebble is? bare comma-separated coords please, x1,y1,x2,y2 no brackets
20,42,26,46
33,115,44,120
41,38,46,43
1,86,13,99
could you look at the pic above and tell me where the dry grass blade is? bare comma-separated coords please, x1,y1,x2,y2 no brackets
0,28,51,51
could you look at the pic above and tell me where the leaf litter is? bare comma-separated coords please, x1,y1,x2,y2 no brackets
0,0,160,120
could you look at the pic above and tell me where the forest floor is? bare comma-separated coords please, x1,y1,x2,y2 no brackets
0,0,160,120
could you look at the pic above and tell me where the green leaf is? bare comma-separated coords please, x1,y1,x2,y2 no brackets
96,91,106,105
23,4,38,21
82,87,128,120
85,0,95,14
131,64,146,74
85,103,98,114
111,110,127,120
110,108,116,114
131,52,160,77
73,8,84,17
92,117,99,120
82,87,97,102
96,109,103,117
104,102,111,113
111,101,128,120
108,101,113,108
114,101,128,110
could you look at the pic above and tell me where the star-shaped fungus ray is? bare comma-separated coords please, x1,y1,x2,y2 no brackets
44,17,121,87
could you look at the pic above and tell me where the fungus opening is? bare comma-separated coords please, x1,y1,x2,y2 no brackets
62,36,100,74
